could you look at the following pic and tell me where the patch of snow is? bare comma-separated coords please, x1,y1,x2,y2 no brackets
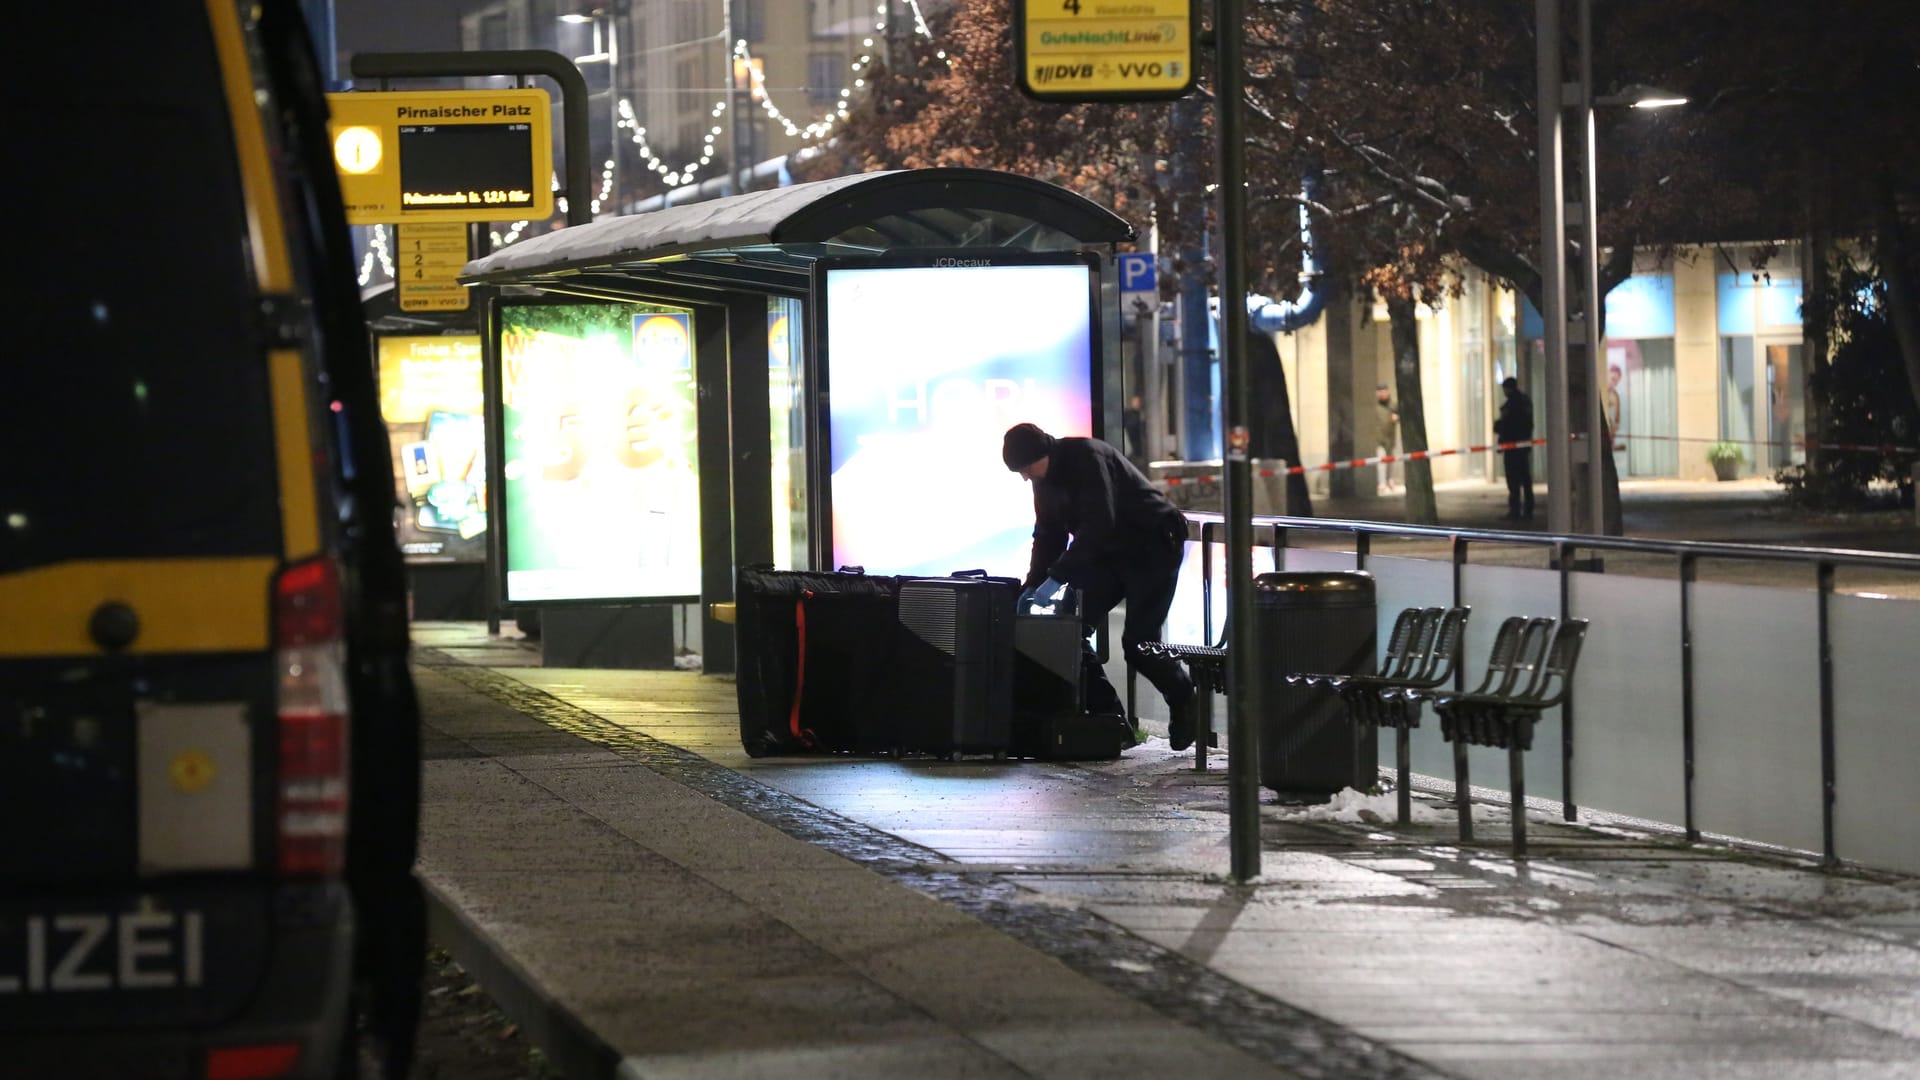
1268,786,1458,825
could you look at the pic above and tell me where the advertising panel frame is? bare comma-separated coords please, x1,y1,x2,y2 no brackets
372,329,490,566
490,295,703,608
809,249,1105,576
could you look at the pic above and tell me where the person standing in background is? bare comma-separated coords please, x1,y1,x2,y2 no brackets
1121,393,1147,467
1375,383,1399,494
1495,377,1536,520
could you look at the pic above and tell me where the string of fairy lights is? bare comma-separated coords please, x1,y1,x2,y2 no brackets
359,0,942,286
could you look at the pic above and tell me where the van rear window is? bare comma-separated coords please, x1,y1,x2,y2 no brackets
3,5,280,573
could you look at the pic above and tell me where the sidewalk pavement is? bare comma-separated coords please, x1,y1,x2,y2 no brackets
409,623,1920,1080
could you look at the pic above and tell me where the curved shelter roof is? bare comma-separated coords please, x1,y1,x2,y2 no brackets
458,167,1134,296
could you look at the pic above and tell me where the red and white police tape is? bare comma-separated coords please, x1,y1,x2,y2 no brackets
1154,433,1918,487
1158,439,1548,486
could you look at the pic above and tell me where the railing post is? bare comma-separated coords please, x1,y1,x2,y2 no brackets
1817,561,1837,868
1201,521,1217,645
1355,530,1371,572
1451,536,1471,843
1679,553,1698,842
1195,520,1218,773
1396,725,1411,827
1558,540,1577,823
1510,742,1528,857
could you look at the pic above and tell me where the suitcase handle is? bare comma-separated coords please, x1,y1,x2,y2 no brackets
789,591,818,749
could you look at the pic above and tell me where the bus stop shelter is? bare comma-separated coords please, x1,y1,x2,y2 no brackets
457,167,1134,674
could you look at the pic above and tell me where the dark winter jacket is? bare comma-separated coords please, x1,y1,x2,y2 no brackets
1025,436,1186,588
1496,390,1536,444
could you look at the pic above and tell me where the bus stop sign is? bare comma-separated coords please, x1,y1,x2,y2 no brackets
1013,0,1197,102
326,89,554,225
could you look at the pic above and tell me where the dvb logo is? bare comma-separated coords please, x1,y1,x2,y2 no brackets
1033,63,1094,84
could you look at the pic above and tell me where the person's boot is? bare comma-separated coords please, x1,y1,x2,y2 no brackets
1168,692,1196,752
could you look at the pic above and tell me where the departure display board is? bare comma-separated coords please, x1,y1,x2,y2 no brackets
327,89,554,225
397,122,537,212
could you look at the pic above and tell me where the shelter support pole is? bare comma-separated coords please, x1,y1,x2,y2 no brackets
1535,1,1573,535
720,293,776,673
694,302,738,675
1216,0,1262,884
1575,0,1607,537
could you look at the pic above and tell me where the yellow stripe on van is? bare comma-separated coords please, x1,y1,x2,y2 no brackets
205,0,323,561
0,558,277,657
204,0,293,292
270,348,322,561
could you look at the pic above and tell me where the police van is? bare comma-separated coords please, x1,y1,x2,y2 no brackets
3,2,423,1077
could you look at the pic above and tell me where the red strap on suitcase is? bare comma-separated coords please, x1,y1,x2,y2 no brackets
789,590,816,748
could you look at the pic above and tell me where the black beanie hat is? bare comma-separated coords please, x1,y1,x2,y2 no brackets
1002,423,1055,470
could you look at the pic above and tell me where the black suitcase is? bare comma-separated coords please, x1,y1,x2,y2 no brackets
735,565,902,756
1011,586,1131,761
890,572,1017,759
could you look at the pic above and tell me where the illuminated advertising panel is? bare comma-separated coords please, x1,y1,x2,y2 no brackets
497,302,700,603
817,253,1099,578
376,334,487,564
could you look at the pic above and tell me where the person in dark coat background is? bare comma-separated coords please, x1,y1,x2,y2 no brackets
1495,377,1536,520
1002,422,1204,750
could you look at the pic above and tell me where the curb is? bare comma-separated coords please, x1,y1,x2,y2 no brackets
421,875,622,1080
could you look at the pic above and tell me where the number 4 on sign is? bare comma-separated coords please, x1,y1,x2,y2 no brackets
1063,0,1080,12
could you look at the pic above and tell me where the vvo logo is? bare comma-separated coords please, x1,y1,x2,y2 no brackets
1120,62,1165,78
1033,63,1093,84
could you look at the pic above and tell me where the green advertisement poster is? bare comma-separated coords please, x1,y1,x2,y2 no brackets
498,302,700,602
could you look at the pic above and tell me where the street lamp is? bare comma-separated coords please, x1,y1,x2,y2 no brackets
1600,84,1689,110
1537,0,1687,536
560,7,621,214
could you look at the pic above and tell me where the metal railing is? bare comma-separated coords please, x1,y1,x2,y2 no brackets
1173,510,1920,869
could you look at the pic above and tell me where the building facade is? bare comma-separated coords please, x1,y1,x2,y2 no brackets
1258,243,1806,490
456,0,935,213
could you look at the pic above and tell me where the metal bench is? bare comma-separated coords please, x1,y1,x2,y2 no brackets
1411,616,1589,855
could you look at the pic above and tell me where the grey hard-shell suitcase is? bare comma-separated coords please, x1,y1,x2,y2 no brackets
891,572,1018,759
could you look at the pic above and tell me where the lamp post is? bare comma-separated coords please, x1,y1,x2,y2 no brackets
560,6,621,215
1538,0,1687,535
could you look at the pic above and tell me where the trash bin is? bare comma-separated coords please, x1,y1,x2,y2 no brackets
1253,571,1378,797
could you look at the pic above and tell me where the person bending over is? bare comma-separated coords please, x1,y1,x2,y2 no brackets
1001,422,1204,750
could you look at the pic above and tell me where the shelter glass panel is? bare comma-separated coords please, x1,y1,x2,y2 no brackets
769,297,808,570
1830,592,1920,874
1691,581,1823,855
1566,572,1686,827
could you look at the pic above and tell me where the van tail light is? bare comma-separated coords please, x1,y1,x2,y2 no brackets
206,1043,301,1080
274,558,348,878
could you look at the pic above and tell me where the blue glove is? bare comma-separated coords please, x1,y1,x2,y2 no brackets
1036,576,1067,601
